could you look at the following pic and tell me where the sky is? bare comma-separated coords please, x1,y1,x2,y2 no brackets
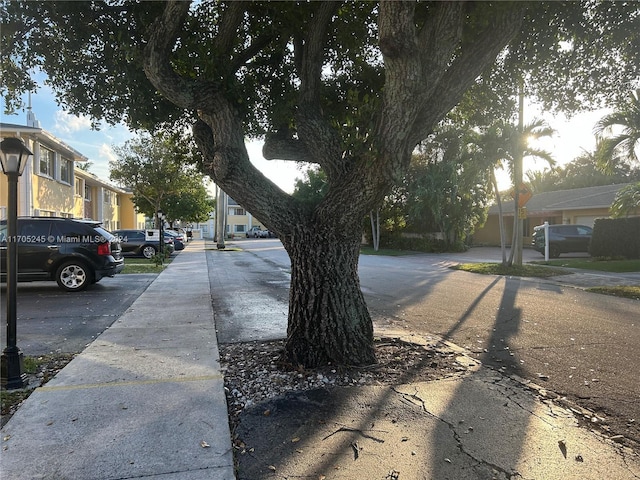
1,84,609,193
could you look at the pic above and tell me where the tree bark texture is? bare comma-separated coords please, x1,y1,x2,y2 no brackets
282,228,375,367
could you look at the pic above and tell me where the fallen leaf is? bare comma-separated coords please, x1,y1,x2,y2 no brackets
291,437,300,443
268,465,276,471
200,440,210,448
558,439,567,459
263,409,271,416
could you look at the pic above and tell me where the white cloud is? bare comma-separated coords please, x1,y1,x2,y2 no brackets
99,143,117,163
53,110,92,133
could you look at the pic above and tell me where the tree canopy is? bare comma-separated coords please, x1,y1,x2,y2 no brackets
2,1,639,367
110,133,213,225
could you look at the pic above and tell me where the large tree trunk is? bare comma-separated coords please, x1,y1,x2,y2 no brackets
282,227,375,367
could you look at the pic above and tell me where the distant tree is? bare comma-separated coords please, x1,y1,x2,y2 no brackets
110,133,205,227
407,129,490,249
526,151,640,193
135,179,215,227
594,89,640,172
610,182,640,218
525,168,562,194
75,161,94,172
291,167,327,207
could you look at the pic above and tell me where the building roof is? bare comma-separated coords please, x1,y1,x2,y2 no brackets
488,183,634,215
1,122,89,162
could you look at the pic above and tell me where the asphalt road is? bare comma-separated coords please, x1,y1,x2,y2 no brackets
0,274,156,355
235,238,640,445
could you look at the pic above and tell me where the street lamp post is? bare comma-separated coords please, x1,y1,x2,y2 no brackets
1,137,32,389
157,210,165,256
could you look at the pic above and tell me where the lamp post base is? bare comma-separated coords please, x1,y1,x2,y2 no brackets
1,347,29,390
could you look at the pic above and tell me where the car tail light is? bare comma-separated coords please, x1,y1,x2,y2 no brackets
97,242,112,256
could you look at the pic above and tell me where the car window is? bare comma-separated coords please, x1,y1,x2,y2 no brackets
19,221,51,239
557,226,577,235
51,222,92,241
576,226,592,235
124,231,144,241
93,226,115,241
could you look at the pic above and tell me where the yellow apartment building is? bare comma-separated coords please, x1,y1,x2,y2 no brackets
0,119,145,229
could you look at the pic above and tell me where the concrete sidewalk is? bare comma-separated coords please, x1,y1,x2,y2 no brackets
1,239,235,480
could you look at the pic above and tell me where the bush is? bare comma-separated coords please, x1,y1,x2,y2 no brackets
591,217,640,259
379,232,466,253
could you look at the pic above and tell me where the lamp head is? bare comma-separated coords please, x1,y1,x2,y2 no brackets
0,137,33,176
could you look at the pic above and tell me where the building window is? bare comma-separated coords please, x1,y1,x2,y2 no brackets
60,212,74,218
60,157,72,184
84,185,92,201
104,190,112,204
229,207,246,216
234,224,246,233
39,146,54,177
74,177,83,196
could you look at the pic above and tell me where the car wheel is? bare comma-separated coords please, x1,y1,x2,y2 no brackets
549,245,561,258
56,261,92,292
142,245,157,259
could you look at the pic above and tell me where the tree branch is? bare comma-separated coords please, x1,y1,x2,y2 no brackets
213,2,245,57
144,0,220,111
409,3,528,145
294,1,344,180
262,133,314,163
193,118,306,239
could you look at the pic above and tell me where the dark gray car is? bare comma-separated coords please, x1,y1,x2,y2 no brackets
531,224,592,258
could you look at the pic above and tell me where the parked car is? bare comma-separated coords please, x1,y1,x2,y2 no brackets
176,227,191,242
113,229,175,259
246,226,265,238
246,226,276,238
165,229,185,250
531,224,592,258
0,217,124,292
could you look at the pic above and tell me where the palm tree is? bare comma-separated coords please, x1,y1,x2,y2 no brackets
469,119,555,265
594,89,640,172
610,182,640,218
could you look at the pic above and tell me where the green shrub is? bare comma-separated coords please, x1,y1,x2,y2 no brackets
591,217,640,259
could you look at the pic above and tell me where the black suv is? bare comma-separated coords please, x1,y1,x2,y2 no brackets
0,217,124,292
531,224,592,258
112,229,175,259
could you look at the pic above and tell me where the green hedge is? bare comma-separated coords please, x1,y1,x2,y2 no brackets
378,233,466,253
591,217,640,259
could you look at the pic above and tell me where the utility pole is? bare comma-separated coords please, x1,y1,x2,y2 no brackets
216,185,226,249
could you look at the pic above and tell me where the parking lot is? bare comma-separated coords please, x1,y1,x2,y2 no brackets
0,274,156,355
